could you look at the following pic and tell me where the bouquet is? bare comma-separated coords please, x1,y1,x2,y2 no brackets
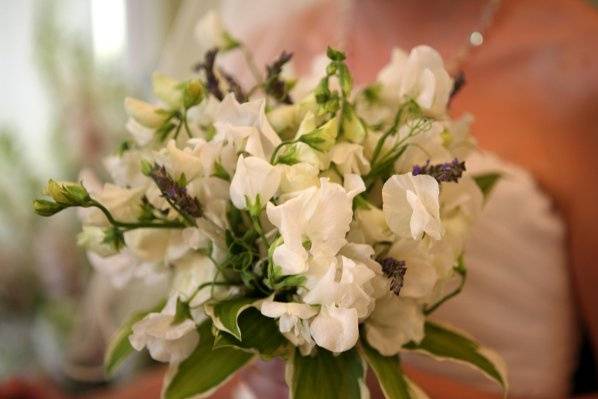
34,12,507,399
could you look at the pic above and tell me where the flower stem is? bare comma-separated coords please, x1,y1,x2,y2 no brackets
240,44,263,86
89,200,185,230
424,268,467,315
270,138,300,164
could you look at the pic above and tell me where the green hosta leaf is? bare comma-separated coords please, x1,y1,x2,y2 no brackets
104,299,165,376
286,347,368,399
404,322,508,394
204,297,258,340
213,307,288,358
360,339,428,399
473,172,501,198
163,320,254,399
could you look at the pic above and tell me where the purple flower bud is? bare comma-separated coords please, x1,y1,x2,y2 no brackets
379,257,407,296
149,165,202,218
412,158,466,183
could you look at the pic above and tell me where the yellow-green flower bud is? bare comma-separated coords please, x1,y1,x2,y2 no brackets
182,79,205,109
44,180,90,205
152,72,183,109
33,199,66,216
341,103,366,144
124,97,169,128
299,116,338,152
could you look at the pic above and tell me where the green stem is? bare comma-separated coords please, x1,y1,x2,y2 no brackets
240,44,263,86
187,281,237,306
162,195,196,227
270,138,300,164
370,109,403,166
182,109,193,138
90,200,185,230
424,269,467,315
250,212,270,248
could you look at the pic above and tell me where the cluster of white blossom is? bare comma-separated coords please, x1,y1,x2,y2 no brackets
37,12,484,368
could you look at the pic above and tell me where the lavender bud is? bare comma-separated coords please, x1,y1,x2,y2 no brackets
412,158,466,183
379,257,407,296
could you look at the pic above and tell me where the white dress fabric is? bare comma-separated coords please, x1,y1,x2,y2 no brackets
406,151,578,398
160,2,579,397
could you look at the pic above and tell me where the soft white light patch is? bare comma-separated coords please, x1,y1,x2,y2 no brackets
91,0,126,62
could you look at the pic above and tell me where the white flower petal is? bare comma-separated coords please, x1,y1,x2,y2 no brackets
382,173,442,240
229,155,280,210
310,305,359,353
365,296,424,356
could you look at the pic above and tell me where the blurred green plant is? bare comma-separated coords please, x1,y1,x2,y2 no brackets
34,0,128,178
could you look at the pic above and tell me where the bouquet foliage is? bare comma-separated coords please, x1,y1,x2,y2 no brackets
35,11,507,399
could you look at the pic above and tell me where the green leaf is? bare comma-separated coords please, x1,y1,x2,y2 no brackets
404,322,508,394
473,172,501,198
204,297,258,340
286,347,367,399
360,339,428,399
163,320,254,399
213,308,288,357
212,161,231,181
104,299,165,376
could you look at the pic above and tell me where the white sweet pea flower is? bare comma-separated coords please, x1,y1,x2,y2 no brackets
330,142,371,175
213,95,281,159
310,305,359,353
86,251,135,288
438,176,484,256
187,138,236,179
442,113,477,160
261,300,317,354
440,176,484,222
157,140,204,181
130,296,199,363
124,229,173,263
393,122,452,174
103,150,149,188
126,118,154,146
77,226,117,257
382,173,443,240
172,253,218,306
303,255,377,319
229,155,281,212
343,173,366,199
266,179,354,275
378,46,453,116
365,296,424,356
350,205,394,245
194,10,239,52
276,162,319,196
124,97,168,128
387,239,437,300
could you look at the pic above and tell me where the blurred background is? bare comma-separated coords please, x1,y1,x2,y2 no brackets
1,0,597,398
0,0,191,395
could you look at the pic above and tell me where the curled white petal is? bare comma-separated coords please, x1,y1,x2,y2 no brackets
310,305,359,353
382,173,443,240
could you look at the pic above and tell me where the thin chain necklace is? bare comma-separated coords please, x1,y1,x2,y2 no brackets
447,0,502,73
336,0,502,74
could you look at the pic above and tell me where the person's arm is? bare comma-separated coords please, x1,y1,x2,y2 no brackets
402,366,598,399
